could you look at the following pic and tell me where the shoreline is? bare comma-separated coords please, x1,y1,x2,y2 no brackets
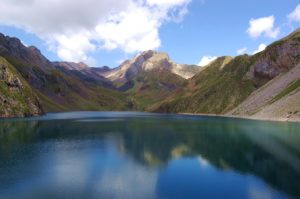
1,111,300,123
179,112,300,123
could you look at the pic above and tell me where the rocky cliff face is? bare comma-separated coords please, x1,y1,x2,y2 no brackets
0,33,54,89
246,29,300,85
102,50,200,83
0,57,43,117
0,34,52,69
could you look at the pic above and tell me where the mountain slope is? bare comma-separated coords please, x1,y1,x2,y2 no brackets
125,69,187,110
0,33,130,112
153,56,256,113
154,29,300,115
229,63,300,121
100,50,199,110
53,61,114,88
0,57,43,117
102,50,200,84
0,29,299,120
252,87,300,121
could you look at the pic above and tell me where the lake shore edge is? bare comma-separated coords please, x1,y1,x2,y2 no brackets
1,111,300,123
179,112,300,123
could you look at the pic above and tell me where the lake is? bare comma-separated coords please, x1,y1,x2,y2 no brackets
0,112,299,199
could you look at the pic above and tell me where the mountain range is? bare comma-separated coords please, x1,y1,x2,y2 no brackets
0,29,299,121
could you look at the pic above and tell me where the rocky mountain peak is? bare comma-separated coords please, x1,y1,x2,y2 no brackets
102,50,199,82
0,33,53,72
0,33,25,56
28,45,41,53
134,50,156,61
246,29,300,83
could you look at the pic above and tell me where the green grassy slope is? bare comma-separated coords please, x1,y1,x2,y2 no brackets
153,29,300,114
123,69,187,110
0,57,43,117
2,55,131,113
0,33,133,113
153,56,256,114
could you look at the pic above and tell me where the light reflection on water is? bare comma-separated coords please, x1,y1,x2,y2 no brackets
0,112,299,199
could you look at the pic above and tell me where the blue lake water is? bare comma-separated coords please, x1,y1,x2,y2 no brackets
0,112,299,199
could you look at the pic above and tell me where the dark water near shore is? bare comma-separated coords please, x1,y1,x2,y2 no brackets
0,112,299,199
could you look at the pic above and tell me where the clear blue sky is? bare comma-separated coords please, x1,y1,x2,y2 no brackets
0,0,299,67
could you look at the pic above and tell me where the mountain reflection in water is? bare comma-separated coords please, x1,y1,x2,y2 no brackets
0,112,299,199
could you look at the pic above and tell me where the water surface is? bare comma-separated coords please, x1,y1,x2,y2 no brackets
0,112,300,199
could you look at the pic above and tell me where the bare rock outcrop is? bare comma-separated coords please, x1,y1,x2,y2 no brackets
102,50,200,83
0,57,43,117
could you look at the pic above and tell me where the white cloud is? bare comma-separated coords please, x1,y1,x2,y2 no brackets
288,4,300,22
0,0,191,63
237,47,247,55
53,32,96,62
147,0,191,7
95,2,162,53
252,43,267,55
247,16,280,39
198,56,217,66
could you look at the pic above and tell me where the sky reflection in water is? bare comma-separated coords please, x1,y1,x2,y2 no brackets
0,112,299,199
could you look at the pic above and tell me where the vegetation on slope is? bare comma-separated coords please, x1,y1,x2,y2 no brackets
124,69,187,110
0,57,43,117
154,29,300,114
0,34,133,113
154,56,256,114
1,29,300,117
271,79,300,104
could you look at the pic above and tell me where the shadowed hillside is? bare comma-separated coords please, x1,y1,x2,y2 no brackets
0,33,130,113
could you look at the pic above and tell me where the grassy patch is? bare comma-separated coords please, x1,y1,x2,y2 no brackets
154,56,256,114
0,57,42,116
270,79,300,103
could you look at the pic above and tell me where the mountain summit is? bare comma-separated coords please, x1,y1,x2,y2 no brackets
97,50,201,109
102,50,200,83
